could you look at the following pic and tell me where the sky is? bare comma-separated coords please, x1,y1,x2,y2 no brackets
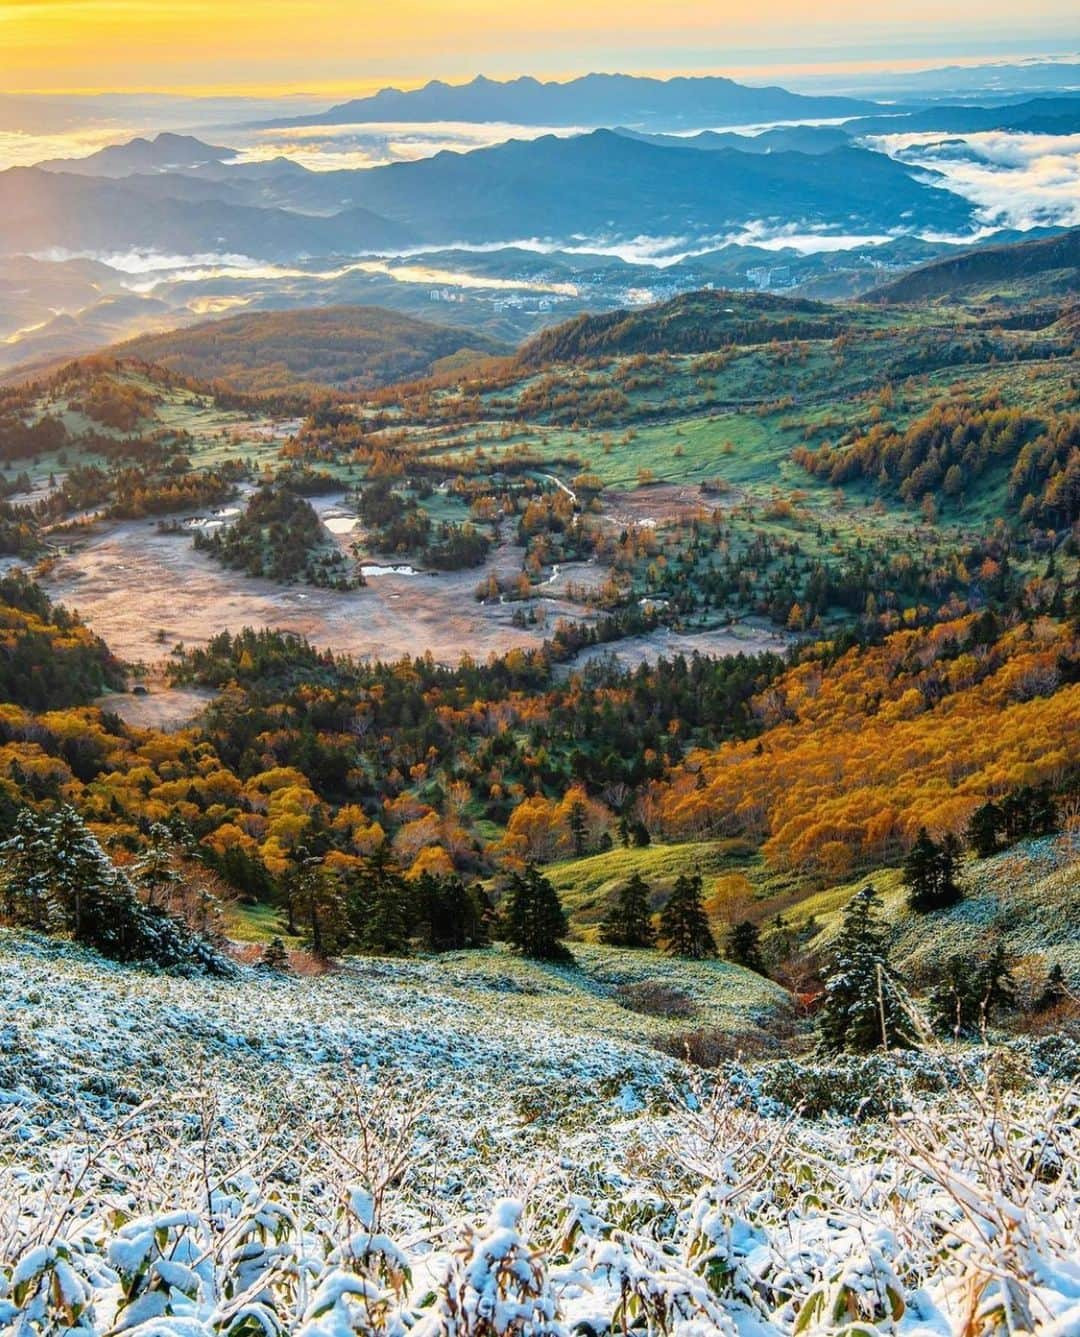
1,0,1079,94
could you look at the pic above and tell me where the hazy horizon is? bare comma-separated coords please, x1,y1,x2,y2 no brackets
2,0,1079,96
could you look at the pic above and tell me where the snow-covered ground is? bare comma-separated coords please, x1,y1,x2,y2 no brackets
1,931,1078,1335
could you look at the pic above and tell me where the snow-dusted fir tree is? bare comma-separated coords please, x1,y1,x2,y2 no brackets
0,804,231,973
817,884,917,1054
131,822,184,909
0,804,131,951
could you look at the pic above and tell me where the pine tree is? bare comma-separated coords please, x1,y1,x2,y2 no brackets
131,823,183,910
929,954,985,1038
977,937,1017,1023
413,873,488,952
349,845,411,956
904,827,963,912
727,920,766,975
967,801,1002,858
294,855,349,959
658,872,716,959
1035,963,1068,1012
817,885,917,1054
930,939,1017,1037
599,873,655,948
568,801,588,858
0,805,230,973
258,937,291,973
504,865,571,961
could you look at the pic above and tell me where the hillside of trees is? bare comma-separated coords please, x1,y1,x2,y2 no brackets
114,306,511,394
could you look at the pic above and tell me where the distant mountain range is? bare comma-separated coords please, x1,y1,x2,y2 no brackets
613,125,852,154
333,130,974,243
1,127,975,258
845,95,1080,138
0,165,412,257
262,72,878,131
37,132,236,177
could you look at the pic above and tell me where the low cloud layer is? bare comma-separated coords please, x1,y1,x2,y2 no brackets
870,130,1080,230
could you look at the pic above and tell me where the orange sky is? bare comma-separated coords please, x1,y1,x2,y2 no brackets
1,0,1077,93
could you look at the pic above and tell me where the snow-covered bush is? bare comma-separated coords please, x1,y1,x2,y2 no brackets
1,932,1079,1335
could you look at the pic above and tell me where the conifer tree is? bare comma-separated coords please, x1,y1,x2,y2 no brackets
259,937,291,973
930,939,1017,1037
904,827,963,912
967,801,1002,858
1035,963,1068,1012
504,865,571,961
349,844,411,956
0,804,230,972
817,885,916,1054
727,920,766,975
658,872,717,959
568,801,588,858
599,873,655,948
294,855,349,960
131,823,184,910
413,872,488,951
977,937,1017,1022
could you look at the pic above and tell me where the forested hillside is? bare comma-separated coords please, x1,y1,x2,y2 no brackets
115,306,511,394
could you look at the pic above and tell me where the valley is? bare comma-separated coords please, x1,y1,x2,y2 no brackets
0,50,1079,1337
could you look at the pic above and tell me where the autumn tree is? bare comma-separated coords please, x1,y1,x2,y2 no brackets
659,872,716,959
817,885,916,1054
599,873,655,949
503,865,571,961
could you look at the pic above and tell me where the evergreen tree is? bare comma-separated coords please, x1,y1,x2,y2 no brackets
967,801,1002,858
413,873,488,952
727,920,766,975
349,845,411,956
568,801,588,858
504,865,571,961
977,937,1017,1023
0,805,230,973
599,873,655,948
131,823,183,910
930,939,1017,1037
258,937,291,973
904,827,963,912
929,954,985,1038
293,855,349,959
817,885,917,1054
1035,963,1068,1012
658,872,717,959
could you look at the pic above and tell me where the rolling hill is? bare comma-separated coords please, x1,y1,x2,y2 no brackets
0,166,412,259
517,289,853,363
111,305,512,393
867,227,1080,303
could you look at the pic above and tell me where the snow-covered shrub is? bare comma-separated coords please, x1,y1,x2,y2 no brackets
108,1210,215,1331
